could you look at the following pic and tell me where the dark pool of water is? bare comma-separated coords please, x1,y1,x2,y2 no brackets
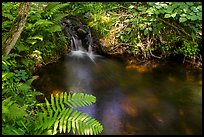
32,53,202,135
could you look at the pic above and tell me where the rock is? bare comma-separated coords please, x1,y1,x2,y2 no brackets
31,75,39,81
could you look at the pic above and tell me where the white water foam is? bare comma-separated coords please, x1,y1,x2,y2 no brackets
69,50,101,64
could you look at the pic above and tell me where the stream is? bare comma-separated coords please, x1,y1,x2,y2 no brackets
32,17,202,135
32,53,202,135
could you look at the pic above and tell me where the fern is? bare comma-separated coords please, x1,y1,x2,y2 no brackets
2,125,25,135
2,97,27,122
33,19,54,28
45,25,61,33
43,3,70,23
35,92,103,135
44,2,70,16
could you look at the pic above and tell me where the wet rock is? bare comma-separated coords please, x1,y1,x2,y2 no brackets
60,16,93,52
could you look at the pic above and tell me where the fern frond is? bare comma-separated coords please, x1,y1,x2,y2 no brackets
51,94,57,112
35,92,103,135
55,93,61,111
68,93,96,108
2,13,15,20
45,25,61,33
62,108,72,133
2,97,27,121
33,19,54,28
45,2,69,15
51,92,96,109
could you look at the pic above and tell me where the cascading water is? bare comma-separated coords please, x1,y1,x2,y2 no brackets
60,17,100,63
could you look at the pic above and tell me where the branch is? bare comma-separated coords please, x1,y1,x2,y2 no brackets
158,17,192,39
2,2,31,56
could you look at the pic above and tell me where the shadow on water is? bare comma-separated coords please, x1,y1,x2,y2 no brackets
32,52,202,135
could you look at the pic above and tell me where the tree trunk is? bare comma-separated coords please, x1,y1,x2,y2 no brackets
2,2,31,56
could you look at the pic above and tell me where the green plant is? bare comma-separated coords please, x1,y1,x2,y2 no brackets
176,41,199,58
35,92,103,135
2,2,19,34
2,97,28,135
115,2,202,62
2,2,69,64
22,2,69,62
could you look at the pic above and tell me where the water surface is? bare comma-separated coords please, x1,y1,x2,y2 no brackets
32,53,202,135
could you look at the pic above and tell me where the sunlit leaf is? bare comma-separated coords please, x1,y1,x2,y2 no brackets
144,28,148,35
190,15,198,21
148,27,152,31
164,14,171,18
128,5,134,9
171,12,177,18
179,17,187,22
15,44,29,52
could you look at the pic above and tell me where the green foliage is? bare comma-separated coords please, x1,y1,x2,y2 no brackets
35,92,103,135
2,97,27,122
2,52,43,135
1,2,202,134
2,125,26,135
2,2,19,31
160,2,202,22
116,2,202,61
176,41,199,58
2,2,69,64
2,56,104,135
22,2,69,62
63,2,118,37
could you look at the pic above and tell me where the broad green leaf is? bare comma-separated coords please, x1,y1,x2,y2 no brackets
187,2,193,6
8,103,27,120
128,5,134,9
144,28,148,35
165,7,173,14
164,14,171,18
26,39,37,45
125,28,132,32
124,19,131,23
148,27,152,31
197,5,201,11
29,36,43,41
179,17,187,22
171,12,177,18
15,44,29,52
18,83,30,92
46,25,61,33
138,6,144,11
190,6,198,12
190,15,198,21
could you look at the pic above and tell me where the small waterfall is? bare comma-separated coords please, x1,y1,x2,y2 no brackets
71,36,83,51
60,17,100,63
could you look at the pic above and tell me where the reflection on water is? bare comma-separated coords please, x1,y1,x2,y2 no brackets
32,54,202,135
